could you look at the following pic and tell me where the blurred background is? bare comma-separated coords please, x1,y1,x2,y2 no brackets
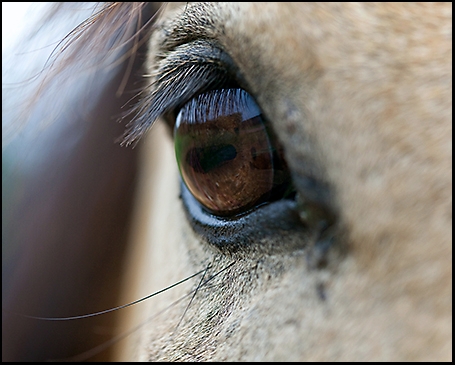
2,3,158,361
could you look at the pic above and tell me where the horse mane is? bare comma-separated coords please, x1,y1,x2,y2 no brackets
3,2,160,142
2,3,163,361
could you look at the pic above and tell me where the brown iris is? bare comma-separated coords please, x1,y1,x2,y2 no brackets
174,88,291,216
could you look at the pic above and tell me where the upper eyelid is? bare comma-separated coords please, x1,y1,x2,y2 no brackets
155,3,217,53
122,40,241,146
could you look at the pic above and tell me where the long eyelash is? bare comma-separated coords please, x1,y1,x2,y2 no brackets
121,40,237,146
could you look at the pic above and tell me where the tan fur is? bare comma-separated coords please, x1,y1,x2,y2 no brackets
3,2,450,361
110,3,452,361
115,2,452,361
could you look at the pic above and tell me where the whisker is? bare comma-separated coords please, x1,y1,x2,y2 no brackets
173,262,211,333
4,268,206,321
52,261,236,361
51,288,196,362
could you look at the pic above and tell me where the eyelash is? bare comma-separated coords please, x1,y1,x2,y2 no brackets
122,40,240,146
129,35,336,249
121,40,298,218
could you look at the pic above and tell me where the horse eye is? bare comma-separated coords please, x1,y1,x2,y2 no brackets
174,88,294,217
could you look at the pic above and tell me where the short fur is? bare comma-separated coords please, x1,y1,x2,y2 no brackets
3,2,451,362
118,3,452,361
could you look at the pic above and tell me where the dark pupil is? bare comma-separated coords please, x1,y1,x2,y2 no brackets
174,88,290,216
186,144,237,174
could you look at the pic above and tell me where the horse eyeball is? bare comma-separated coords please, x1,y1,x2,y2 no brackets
174,88,291,216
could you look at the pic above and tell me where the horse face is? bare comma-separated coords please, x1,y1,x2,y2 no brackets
3,3,452,361
119,3,452,361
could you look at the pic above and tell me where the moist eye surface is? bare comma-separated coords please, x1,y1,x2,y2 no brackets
174,88,293,217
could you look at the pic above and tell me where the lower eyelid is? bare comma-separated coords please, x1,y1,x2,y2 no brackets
180,181,310,254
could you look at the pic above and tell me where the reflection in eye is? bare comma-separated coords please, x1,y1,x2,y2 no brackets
174,88,294,217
